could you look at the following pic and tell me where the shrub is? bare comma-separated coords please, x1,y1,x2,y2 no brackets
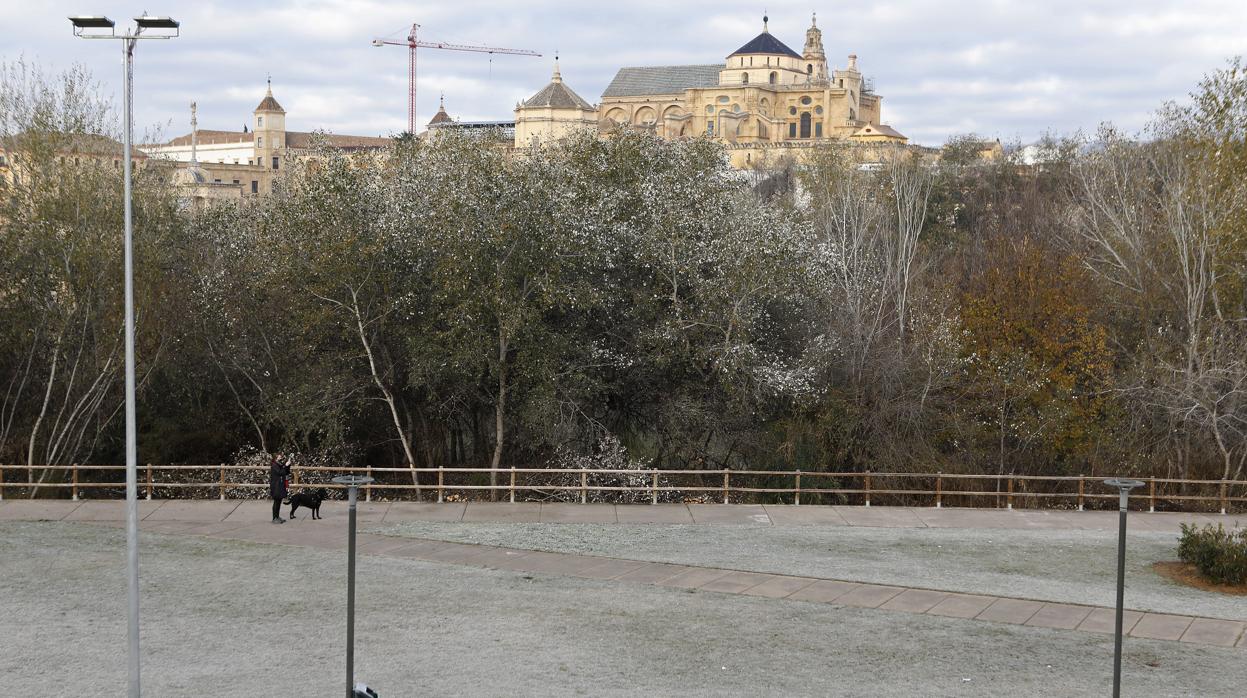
1177,523,1247,586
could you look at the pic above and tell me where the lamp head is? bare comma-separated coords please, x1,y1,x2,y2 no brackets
134,16,179,29
69,15,115,36
1103,478,1145,492
372,39,384,47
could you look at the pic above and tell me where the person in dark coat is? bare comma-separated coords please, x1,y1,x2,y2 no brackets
269,454,291,523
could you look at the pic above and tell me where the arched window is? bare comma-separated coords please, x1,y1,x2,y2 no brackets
769,72,777,85
800,112,811,139
741,73,749,84
807,64,813,74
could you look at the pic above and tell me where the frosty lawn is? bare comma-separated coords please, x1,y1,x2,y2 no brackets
2,521,1244,697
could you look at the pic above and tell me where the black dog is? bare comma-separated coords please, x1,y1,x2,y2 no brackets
288,488,328,520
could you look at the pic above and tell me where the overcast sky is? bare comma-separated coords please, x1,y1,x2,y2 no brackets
4,1,1245,146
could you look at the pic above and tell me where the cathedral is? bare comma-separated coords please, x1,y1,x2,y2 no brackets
513,14,906,166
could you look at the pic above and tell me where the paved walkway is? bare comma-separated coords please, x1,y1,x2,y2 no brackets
3,500,1244,651
1,498,1241,532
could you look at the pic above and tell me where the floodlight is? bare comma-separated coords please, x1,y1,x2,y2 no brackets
134,15,179,29
372,39,384,47
68,15,115,28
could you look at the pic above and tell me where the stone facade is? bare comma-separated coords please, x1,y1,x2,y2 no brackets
512,13,906,165
143,80,392,197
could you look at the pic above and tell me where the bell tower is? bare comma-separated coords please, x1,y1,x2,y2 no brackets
803,13,828,82
253,76,286,169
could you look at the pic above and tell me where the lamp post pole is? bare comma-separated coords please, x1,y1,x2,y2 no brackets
1104,478,1144,698
333,475,375,698
69,16,180,697
120,31,141,697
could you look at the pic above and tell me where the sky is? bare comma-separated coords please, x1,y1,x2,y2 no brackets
3,0,1245,146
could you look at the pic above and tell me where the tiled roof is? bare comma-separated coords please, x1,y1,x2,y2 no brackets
852,123,906,140
602,64,722,98
730,32,802,59
284,131,392,149
255,94,285,113
161,129,251,147
523,81,594,110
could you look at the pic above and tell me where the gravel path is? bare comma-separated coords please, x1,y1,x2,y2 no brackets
2,522,1244,697
368,522,1247,621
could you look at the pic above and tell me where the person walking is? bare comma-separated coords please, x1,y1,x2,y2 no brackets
269,453,291,523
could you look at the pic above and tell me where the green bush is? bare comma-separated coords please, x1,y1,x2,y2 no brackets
1177,523,1247,585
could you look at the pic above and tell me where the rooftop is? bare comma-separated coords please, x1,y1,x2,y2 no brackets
602,64,722,98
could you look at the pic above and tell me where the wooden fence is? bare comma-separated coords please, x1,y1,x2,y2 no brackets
1,464,1244,514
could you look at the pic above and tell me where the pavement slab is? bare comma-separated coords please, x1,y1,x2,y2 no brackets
879,589,950,614
655,566,732,589
539,503,617,524
614,504,693,524
687,504,771,525
382,502,466,523
1131,613,1193,641
0,501,82,521
834,584,905,609
462,502,539,523
761,505,849,526
575,558,649,580
697,571,776,594
62,500,164,521
740,575,818,599
1025,603,1094,630
832,506,924,528
1180,618,1245,648
611,562,687,584
1078,608,1144,635
976,598,1043,624
787,580,860,604
926,593,997,619
144,500,240,522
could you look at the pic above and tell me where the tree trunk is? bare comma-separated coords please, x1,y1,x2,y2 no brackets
350,293,421,500
490,334,509,502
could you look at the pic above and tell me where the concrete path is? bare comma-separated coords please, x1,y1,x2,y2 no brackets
9,499,1241,651
1,498,1241,533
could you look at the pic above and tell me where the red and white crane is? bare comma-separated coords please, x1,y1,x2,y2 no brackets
372,23,541,134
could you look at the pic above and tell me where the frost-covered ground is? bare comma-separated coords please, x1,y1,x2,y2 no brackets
2,522,1244,697
368,522,1247,621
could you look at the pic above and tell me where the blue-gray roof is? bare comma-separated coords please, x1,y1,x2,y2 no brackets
730,32,801,59
602,64,722,98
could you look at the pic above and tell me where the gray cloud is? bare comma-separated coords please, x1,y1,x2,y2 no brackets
4,0,1245,145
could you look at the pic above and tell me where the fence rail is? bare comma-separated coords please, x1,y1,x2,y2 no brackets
2,464,1244,514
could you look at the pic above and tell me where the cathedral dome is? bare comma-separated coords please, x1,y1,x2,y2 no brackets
728,16,802,59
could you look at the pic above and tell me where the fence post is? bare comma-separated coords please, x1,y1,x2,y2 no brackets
651,471,658,505
1007,475,1014,510
437,466,444,504
511,467,516,504
581,468,588,504
865,471,871,507
1148,478,1155,513
794,470,801,506
365,465,372,503
722,469,730,504
1077,475,1085,512
0,463,5,499
1220,480,1228,516
936,472,942,509
146,463,153,501
219,463,225,501
72,464,79,501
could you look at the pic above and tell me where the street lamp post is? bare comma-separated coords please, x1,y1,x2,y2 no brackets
1103,477,1144,698
69,15,180,698
332,474,377,698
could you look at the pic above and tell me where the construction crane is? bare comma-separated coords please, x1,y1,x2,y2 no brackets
372,23,541,134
